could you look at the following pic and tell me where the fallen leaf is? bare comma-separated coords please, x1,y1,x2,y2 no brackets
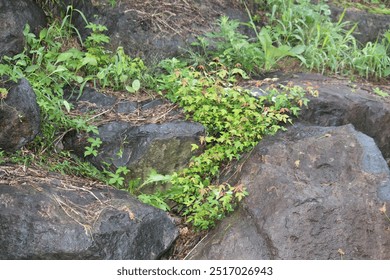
380,203,387,214
338,248,345,256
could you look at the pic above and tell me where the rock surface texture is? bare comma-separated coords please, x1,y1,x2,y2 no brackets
187,124,390,259
286,73,390,160
64,0,255,64
0,0,46,58
0,166,178,259
64,88,205,191
0,78,40,152
329,4,390,45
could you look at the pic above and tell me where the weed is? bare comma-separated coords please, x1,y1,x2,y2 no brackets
104,166,130,188
84,137,102,157
0,87,7,99
157,58,313,229
265,0,390,79
373,87,389,97
190,14,304,75
0,6,145,154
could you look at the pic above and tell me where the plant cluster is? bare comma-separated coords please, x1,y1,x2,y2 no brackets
156,59,314,229
191,15,305,75
265,0,390,79
0,7,145,153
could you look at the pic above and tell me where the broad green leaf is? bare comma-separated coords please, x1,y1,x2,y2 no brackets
63,100,72,113
290,45,306,55
125,85,135,93
25,65,40,73
56,52,74,64
81,56,98,67
132,79,141,91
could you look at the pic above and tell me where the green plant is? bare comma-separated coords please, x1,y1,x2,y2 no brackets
0,6,145,155
84,137,103,157
373,87,389,97
191,14,304,75
109,0,117,7
0,87,7,99
265,0,390,79
0,150,5,165
138,193,170,211
112,169,171,211
157,58,313,229
351,32,390,79
104,166,130,188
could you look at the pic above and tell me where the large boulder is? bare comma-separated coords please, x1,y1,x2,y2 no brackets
0,0,46,58
187,124,390,259
0,78,40,152
0,164,178,259
282,73,390,160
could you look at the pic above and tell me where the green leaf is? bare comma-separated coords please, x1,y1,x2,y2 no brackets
191,144,199,151
81,56,98,67
125,85,135,93
56,52,74,64
25,65,40,73
63,100,72,113
132,79,141,91
75,76,84,83
290,44,306,55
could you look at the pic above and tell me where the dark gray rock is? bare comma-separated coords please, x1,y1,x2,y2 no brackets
63,0,256,64
117,101,138,114
187,124,390,259
64,87,117,112
0,165,178,259
329,4,390,45
284,73,390,160
63,87,205,192
0,78,40,151
0,0,46,58
65,120,204,191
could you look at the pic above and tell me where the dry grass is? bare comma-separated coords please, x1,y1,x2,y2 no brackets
0,164,137,236
92,0,244,37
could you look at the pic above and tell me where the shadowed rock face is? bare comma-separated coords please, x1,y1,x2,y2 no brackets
0,78,41,152
187,124,390,260
0,167,178,260
0,0,46,58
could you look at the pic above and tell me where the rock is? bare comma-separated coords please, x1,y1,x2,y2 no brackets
0,0,47,58
329,4,390,45
63,0,256,64
0,78,40,152
63,88,205,192
66,121,205,192
284,73,390,160
187,124,390,259
0,165,178,259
